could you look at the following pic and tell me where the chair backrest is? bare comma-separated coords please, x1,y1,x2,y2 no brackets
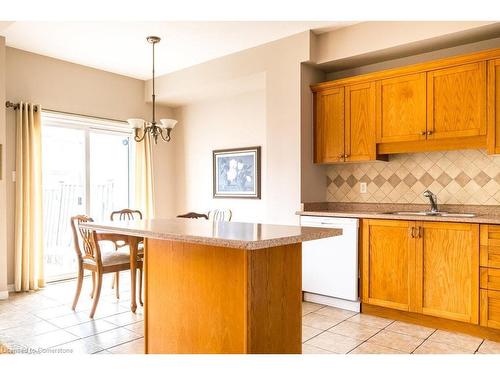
208,209,232,222
176,212,209,220
110,208,143,221
70,215,101,265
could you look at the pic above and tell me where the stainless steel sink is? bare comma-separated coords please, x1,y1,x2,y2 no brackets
383,211,476,218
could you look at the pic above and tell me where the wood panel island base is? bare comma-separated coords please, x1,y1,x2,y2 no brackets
80,219,341,354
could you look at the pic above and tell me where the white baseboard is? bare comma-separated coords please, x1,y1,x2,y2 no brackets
303,292,361,312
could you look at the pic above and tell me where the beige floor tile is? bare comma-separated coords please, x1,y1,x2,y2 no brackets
428,330,483,352
328,321,381,341
349,341,405,354
108,338,145,354
65,319,118,338
368,330,424,353
306,331,362,354
124,321,144,335
103,311,143,326
302,344,333,354
0,320,60,339
386,321,435,339
46,312,92,328
314,306,358,320
302,301,324,316
21,329,79,350
346,313,393,329
86,327,142,349
476,340,500,354
302,325,322,342
32,305,77,320
302,312,344,331
413,340,473,354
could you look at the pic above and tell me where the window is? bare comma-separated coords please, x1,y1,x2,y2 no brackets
41,112,135,281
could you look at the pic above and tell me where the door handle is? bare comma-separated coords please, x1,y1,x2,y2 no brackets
426,131,433,136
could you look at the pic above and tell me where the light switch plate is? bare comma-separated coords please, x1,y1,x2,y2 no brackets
360,182,367,193
12,171,16,183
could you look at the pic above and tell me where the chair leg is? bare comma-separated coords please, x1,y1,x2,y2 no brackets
138,266,143,306
111,273,115,289
90,272,96,298
89,272,103,319
115,272,120,299
72,267,84,310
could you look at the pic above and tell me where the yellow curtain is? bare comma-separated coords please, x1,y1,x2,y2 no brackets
135,133,155,219
14,103,44,292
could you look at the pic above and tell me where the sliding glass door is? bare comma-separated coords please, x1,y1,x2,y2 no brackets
42,114,134,281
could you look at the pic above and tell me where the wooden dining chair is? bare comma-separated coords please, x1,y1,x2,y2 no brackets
110,208,144,305
208,209,232,222
177,212,209,220
70,215,143,318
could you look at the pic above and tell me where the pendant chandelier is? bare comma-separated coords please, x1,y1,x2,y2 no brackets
128,36,177,144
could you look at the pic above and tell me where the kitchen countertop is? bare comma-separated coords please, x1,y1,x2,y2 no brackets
297,202,500,225
80,218,342,250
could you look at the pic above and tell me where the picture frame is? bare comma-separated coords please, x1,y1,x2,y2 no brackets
213,146,261,199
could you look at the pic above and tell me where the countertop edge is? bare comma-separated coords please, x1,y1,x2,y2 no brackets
80,222,342,250
296,210,500,224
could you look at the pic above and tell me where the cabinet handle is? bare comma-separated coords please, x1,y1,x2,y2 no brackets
418,226,423,238
344,154,349,158
420,131,426,135
409,227,415,238
426,131,433,136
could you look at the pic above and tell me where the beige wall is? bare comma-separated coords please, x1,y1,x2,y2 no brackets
173,89,267,221
2,47,174,288
300,63,326,203
151,32,312,225
0,37,7,297
313,21,497,65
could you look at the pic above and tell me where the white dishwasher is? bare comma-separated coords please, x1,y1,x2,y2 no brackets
300,215,360,312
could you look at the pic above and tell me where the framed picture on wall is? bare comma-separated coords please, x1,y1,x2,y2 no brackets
213,146,261,199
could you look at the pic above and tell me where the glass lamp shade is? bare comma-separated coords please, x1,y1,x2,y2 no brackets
159,119,178,130
127,118,145,129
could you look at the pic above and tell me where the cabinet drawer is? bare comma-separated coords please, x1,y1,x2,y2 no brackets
480,289,500,329
480,225,500,268
480,267,500,291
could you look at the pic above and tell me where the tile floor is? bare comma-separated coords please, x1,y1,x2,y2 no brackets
1,276,500,354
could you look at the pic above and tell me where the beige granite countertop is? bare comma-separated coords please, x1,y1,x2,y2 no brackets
80,218,342,250
297,202,500,224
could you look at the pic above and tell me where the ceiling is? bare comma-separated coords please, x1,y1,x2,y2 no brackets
0,21,357,80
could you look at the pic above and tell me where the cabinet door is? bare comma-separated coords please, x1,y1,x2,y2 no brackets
313,87,345,163
488,59,500,154
427,62,486,140
376,73,427,143
415,222,479,323
345,82,376,161
362,219,417,311
480,289,500,329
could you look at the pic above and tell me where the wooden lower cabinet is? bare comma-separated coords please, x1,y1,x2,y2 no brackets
416,222,479,324
480,289,500,330
362,220,416,311
362,219,479,324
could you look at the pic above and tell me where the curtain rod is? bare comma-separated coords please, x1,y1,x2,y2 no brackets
5,100,126,124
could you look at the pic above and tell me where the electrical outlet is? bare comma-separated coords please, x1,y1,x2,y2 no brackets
360,182,367,193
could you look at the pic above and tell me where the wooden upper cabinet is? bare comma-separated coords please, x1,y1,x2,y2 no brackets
415,222,479,324
427,62,487,140
376,73,427,144
361,219,416,312
488,59,500,154
345,82,376,161
313,87,344,163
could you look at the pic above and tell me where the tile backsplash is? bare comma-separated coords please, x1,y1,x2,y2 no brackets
326,150,500,205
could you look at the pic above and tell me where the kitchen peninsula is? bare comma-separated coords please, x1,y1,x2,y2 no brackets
81,218,342,354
